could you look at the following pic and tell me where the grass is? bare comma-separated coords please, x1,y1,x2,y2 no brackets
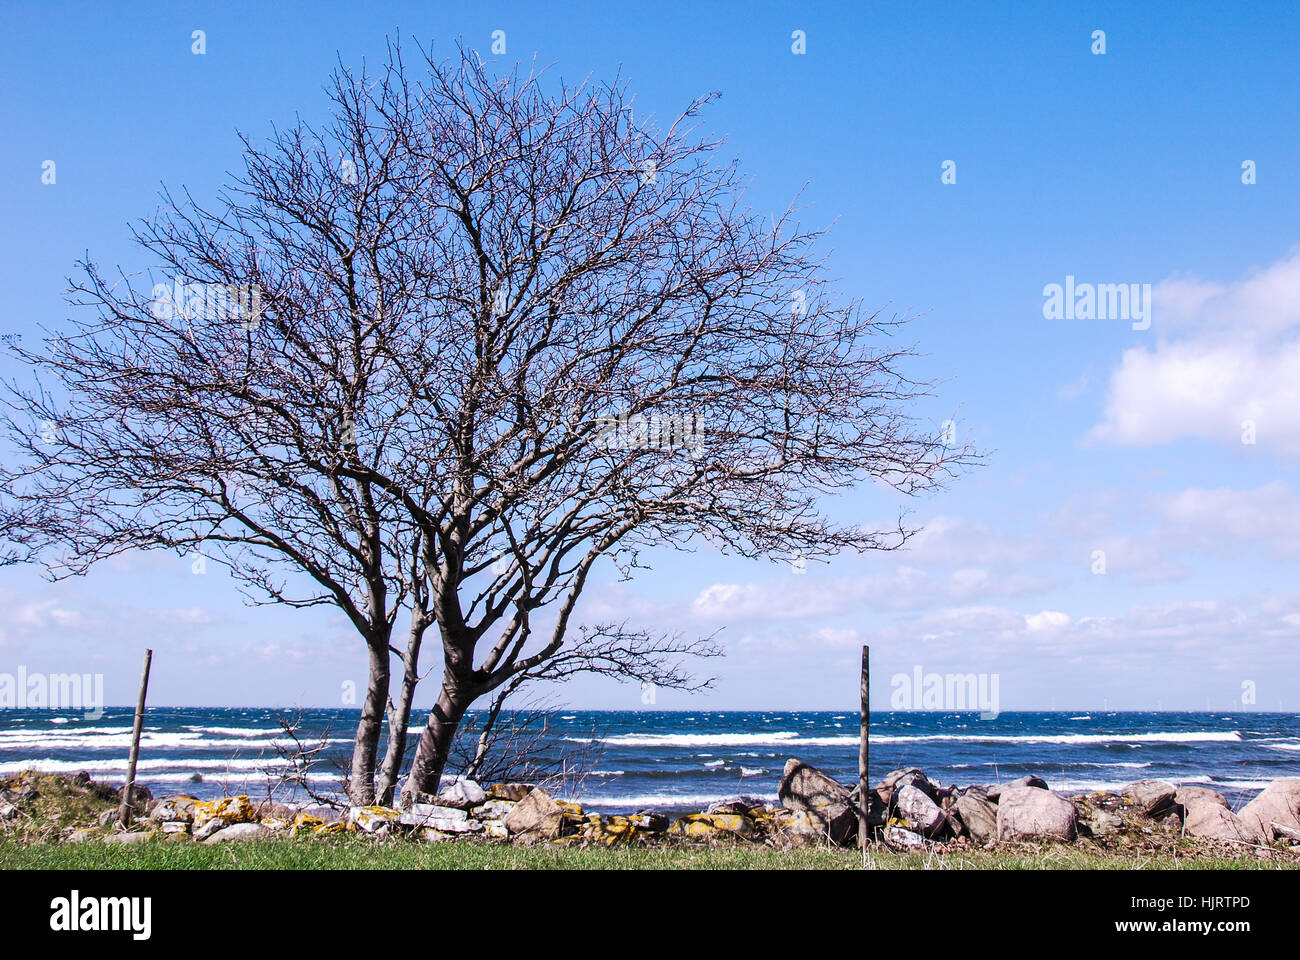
2,835,1293,870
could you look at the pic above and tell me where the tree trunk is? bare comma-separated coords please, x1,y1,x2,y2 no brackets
399,678,473,807
376,633,424,806
348,641,391,806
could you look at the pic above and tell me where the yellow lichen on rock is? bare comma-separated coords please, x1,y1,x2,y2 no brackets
667,812,755,840
192,795,256,829
350,805,401,833
289,812,324,836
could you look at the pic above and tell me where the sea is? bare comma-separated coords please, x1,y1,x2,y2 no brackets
3,708,1298,815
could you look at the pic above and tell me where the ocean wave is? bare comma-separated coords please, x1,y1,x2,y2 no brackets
0,731,349,750
568,730,1244,748
0,757,295,775
182,725,283,736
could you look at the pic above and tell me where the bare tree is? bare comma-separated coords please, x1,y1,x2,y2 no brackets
0,40,976,809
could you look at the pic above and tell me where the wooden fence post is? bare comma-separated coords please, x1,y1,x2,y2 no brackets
859,644,869,852
118,649,153,826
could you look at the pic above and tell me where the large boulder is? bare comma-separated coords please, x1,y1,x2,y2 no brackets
503,788,565,843
778,759,856,846
996,786,1077,842
1184,802,1265,844
1174,786,1229,812
894,784,946,838
986,776,1048,802
1122,779,1178,817
1237,778,1300,843
954,793,998,844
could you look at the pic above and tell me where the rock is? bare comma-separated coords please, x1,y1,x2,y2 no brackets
1237,778,1300,843
996,786,1077,842
66,829,99,843
481,820,509,839
1083,808,1125,837
398,803,470,830
97,809,119,827
1122,779,1178,817
116,783,152,809
884,825,926,848
954,794,998,844
193,817,228,841
847,784,888,826
205,822,269,843
502,788,565,843
469,799,517,820
706,795,768,816
0,801,18,821
72,771,93,787
436,779,487,809
579,814,653,847
104,831,152,845
251,800,296,820
876,767,929,805
147,796,198,824
290,812,325,836
776,810,839,848
667,812,756,841
987,776,1048,802
160,821,189,835
1184,802,1265,844
1174,786,1229,811
778,759,856,846
486,783,533,802
192,795,257,830
348,805,402,833
894,784,946,838
2,785,37,804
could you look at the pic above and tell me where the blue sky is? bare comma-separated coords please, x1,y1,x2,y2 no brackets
1,1,1299,711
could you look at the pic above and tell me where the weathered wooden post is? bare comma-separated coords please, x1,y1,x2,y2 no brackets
118,649,153,826
858,644,869,852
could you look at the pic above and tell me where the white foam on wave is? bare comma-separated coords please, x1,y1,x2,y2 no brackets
570,730,1243,748
182,725,282,737
0,757,290,775
0,730,349,751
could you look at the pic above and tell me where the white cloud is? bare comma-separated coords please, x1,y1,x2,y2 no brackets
1024,610,1070,631
1090,249,1300,456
